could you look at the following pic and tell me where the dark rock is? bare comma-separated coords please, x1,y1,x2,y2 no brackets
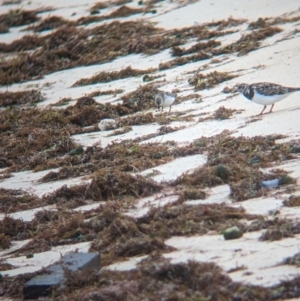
223,226,243,240
69,146,84,156
23,252,100,299
215,164,229,180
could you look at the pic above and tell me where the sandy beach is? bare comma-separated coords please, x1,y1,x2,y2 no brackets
1,0,300,299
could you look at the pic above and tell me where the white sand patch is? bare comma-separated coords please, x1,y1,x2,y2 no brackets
73,202,104,212
104,255,147,272
0,239,32,260
164,232,300,287
0,169,90,197
186,184,231,205
124,190,178,219
152,0,300,29
229,265,300,287
280,207,300,222
1,241,91,277
0,205,56,222
270,159,300,182
142,118,244,144
1,0,300,291
73,123,161,148
139,154,207,182
230,196,284,216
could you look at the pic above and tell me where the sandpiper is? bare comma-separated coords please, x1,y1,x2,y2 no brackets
155,92,176,114
235,82,300,115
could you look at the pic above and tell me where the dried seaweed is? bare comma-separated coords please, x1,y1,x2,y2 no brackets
0,21,167,85
54,256,274,300
159,51,212,70
0,18,281,85
120,83,160,113
73,66,156,87
42,184,88,208
0,216,33,240
0,35,44,52
90,2,109,11
29,15,75,32
0,233,11,249
87,89,124,98
0,188,42,213
107,5,143,18
188,71,237,91
213,106,238,120
0,90,43,106
259,219,300,241
283,195,300,207
0,9,39,29
216,26,282,56
171,40,221,57
206,17,246,30
172,132,293,201
86,170,162,201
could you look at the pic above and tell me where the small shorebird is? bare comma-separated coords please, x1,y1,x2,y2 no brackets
155,92,176,114
235,82,300,115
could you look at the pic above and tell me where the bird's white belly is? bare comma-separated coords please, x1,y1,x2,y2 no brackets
252,92,290,105
162,95,175,107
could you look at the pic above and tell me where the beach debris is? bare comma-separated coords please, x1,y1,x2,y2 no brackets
249,156,262,164
23,252,101,299
69,146,84,156
261,175,295,189
283,195,300,207
223,226,243,240
98,118,117,131
72,66,156,87
183,188,206,200
188,71,237,91
261,178,279,189
215,164,229,180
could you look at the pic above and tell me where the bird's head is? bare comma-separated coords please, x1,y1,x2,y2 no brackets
154,92,163,107
234,83,248,94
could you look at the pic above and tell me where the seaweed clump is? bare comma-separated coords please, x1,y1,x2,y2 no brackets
283,195,300,207
213,106,238,120
0,9,39,30
107,5,143,18
121,83,160,112
29,16,75,32
49,257,272,301
259,219,300,241
0,21,169,85
217,26,282,56
0,90,43,106
86,170,162,201
0,188,41,213
0,216,33,241
0,233,11,249
188,71,237,91
0,106,79,170
0,35,44,52
171,40,221,57
0,17,283,86
73,66,156,87
173,132,293,201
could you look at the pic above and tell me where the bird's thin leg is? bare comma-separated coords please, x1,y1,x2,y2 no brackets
268,104,275,114
259,105,267,115
161,107,163,113
168,106,172,114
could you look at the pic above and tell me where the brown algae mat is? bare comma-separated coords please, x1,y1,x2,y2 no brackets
72,66,157,87
1,10,300,300
0,15,287,85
